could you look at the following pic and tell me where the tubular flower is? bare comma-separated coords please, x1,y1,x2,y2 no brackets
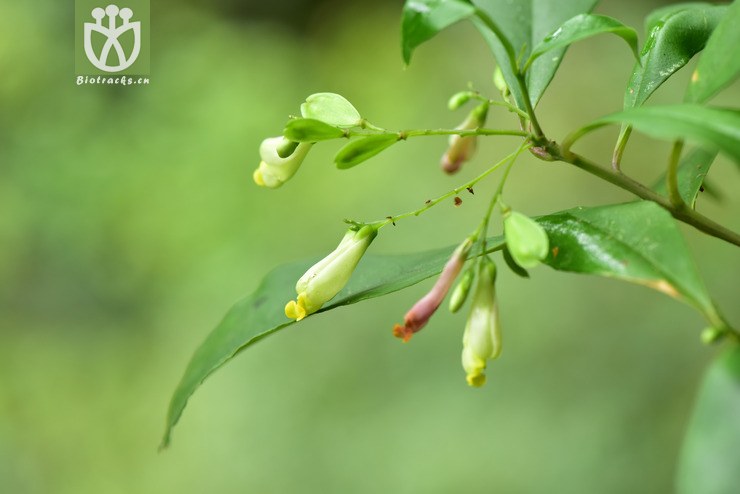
393,239,472,342
440,102,488,174
253,136,313,188
285,225,377,322
461,258,501,387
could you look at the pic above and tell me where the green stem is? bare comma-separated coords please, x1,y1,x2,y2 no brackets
514,72,544,138
478,143,527,253
360,120,388,133
403,128,528,138
611,126,631,171
347,127,528,139
552,146,740,248
666,140,685,208
469,94,531,120
377,145,530,227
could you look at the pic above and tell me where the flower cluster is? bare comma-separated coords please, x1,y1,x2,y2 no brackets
389,207,549,386
251,92,552,388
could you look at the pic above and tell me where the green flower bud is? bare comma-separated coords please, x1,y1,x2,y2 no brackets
449,267,475,313
493,66,509,97
503,210,549,269
285,225,377,321
253,136,313,188
461,258,501,387
447,91,473,111
440,102,489,174
700,326,725,345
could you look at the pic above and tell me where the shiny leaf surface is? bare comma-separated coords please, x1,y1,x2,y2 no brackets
614,3,726,157
686,0,740,103
401,0,475,64
538,201,718,319
626,4,725,111
527,14,639,68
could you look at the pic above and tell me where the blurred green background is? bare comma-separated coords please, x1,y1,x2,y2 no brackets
1,0,738,492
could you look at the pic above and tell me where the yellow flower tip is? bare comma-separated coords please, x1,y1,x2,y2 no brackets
466,372,486,387
392,323,414,343
252,167,266,187
284,300,306,321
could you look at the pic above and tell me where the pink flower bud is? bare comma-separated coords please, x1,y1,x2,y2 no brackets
440,133,477,174
440,102,488,175
393,239,472,342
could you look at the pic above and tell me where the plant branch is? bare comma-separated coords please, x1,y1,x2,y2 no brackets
348,127,528,139
549,145,740,247
469,94,530,120
403,128,528,138
477,141,530,253
376,145,531,227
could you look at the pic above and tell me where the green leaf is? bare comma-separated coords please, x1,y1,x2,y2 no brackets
471,0,599,109
676,344,740,494
300,93,362,128
163,200,727,446
401,0,475,65
572,105,740,166
334,134,400,169
686,0,740,103
502,245,530,278
614,4,727,160
652,147,719,208
526,14,639,70
537,201,718,320
283,118,345,142
161,236,505,448
626,4,726,111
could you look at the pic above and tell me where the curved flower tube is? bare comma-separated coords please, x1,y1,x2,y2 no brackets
393,238,472,342
285,225,377,321
440,102,488,174
253,136,313,188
